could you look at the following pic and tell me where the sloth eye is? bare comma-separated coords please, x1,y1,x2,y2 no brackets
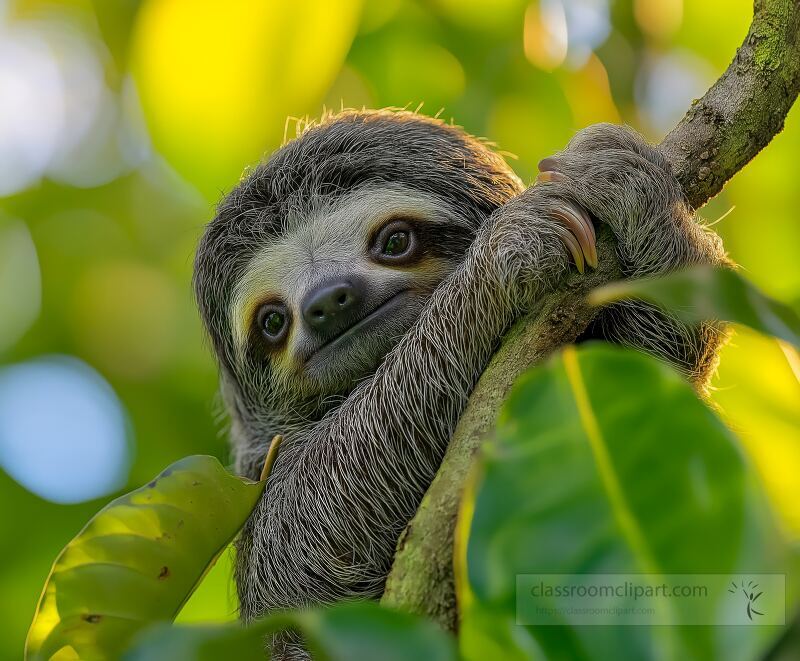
383,231,410,256
372,219,418,264
257,303,289,343
264,311,284,335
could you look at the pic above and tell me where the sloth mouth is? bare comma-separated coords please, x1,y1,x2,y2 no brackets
303,289,413,367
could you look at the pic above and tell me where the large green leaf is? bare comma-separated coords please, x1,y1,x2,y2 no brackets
25,455,264,661
458,344,792,661
589,265,800,346
125,601,457,661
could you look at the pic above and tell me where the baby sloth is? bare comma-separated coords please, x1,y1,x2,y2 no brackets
193,111,725,650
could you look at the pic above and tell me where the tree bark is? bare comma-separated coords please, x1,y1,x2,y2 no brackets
380,0,800,631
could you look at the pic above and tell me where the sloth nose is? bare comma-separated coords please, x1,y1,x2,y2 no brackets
302,280,363,335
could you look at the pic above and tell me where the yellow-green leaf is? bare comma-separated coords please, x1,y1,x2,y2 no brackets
25,455,264,661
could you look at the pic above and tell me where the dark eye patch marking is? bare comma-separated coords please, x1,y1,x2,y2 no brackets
415,221,476,261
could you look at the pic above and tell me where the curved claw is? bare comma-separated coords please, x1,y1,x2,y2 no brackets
553,225,585,274
549,199,598,273
535,159,598,272
554,205,597,269
536,170,567,184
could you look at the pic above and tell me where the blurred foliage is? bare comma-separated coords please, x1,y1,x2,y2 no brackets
128,601,457,661
591,265,800,347
0,0,798,658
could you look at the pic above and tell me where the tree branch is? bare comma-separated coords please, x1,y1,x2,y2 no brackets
381,0,800,630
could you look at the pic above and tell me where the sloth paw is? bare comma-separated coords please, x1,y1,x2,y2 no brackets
536,162,597,274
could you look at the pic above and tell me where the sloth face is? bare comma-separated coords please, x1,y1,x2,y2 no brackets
229,184,474,396
195,111,525,416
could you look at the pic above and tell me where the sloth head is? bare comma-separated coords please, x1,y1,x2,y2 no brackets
194,110,523,423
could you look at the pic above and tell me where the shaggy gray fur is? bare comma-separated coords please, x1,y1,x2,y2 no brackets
193,112,726,657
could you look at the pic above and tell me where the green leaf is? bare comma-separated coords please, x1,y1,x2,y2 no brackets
126,602,457,661
589,265,800,346
126,622,266,660
459,344,792,661
25,455,264,661
458,601,544,661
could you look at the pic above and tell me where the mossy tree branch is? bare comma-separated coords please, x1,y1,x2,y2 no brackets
381,0,800,631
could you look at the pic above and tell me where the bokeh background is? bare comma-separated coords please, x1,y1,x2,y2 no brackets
1,0,799,656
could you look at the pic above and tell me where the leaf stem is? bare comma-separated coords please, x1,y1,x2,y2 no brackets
260,435,284,482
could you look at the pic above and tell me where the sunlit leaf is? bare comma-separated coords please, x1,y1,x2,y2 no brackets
589,265,800,347
130,0,363,197
459,602,542,661
721,107,800,300
174,544,238,625
25,456,264,661
458,344,791,660
712,328,800,539
126,601,457,661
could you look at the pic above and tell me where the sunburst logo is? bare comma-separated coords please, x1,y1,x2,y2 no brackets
728,580,765,621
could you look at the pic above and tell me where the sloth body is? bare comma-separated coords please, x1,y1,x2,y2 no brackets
193,112,726,644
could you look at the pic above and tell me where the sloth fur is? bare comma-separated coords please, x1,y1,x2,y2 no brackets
193,110,727,656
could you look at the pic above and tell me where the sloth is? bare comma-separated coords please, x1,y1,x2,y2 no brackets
193,110,726,654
